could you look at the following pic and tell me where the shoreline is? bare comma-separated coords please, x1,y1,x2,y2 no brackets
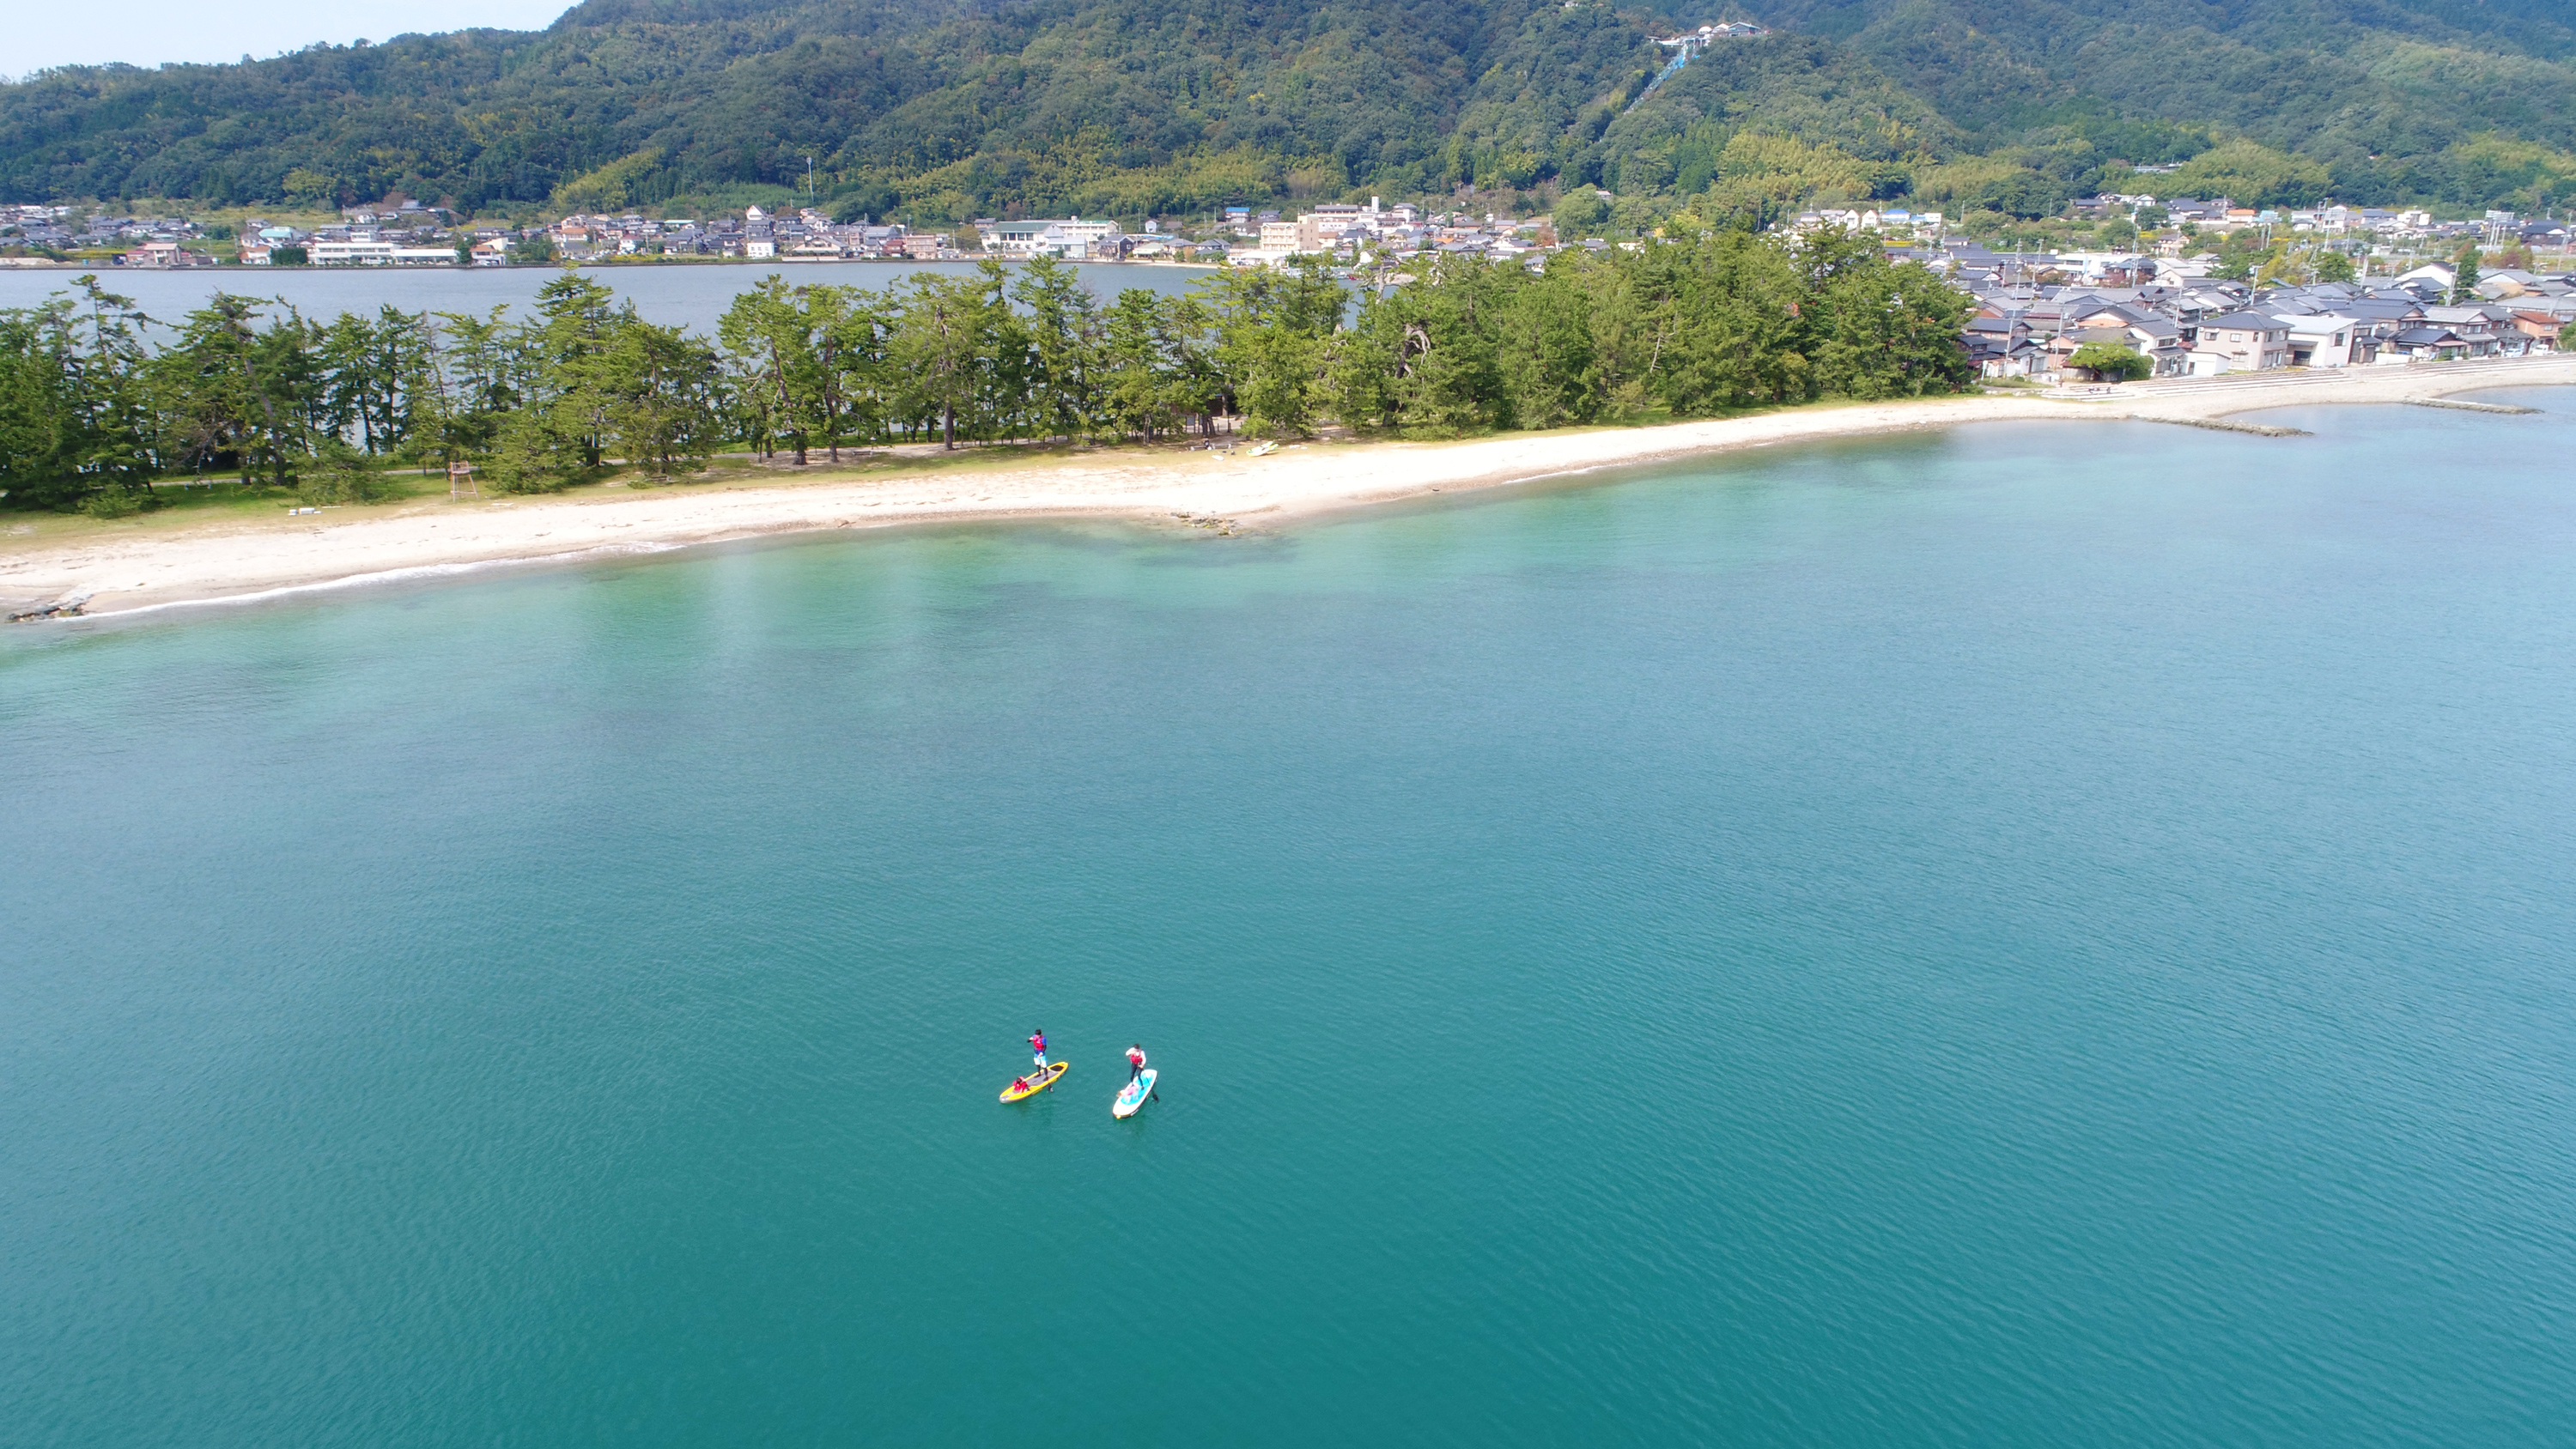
0,255,1221,272
8,357,2573,621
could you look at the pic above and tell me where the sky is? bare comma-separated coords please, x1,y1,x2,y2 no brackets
4,2,572,79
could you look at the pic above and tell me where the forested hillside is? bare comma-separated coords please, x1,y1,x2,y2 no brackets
1759,0,2576,205
3,0,2573,219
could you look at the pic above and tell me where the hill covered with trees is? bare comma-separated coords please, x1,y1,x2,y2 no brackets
2,0,2573,221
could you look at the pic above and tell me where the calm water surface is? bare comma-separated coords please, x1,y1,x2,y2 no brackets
5,395,2573,1446
0,260,1216,332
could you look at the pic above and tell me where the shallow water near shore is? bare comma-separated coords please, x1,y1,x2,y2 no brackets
6,394,2575,1446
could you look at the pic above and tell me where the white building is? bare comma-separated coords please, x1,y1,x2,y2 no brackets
2282,314,2372,367
984,216,1124,258
311,239,398,265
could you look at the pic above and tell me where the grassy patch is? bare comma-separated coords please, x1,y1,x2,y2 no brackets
0,465,457,552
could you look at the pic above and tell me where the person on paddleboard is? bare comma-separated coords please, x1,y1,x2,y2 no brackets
1029,1028,1049,1074
1126,1044,1148,1082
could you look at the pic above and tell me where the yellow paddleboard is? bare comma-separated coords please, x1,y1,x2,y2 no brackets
1001,1061,1068,1102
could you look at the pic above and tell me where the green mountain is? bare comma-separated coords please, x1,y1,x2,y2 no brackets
1755,0,2576,203
2,0,2572,220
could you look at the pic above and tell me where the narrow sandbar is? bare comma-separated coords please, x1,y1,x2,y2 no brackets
8,356,2572,618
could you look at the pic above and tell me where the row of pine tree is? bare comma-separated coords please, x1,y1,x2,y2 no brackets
1,231,1973,514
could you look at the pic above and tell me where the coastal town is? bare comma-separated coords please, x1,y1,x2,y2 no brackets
7,187,2576,382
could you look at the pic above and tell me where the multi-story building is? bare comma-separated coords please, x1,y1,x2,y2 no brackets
2281,314,2376,367
2188,311,2291,373
312,239,399,265
985,216,1123,257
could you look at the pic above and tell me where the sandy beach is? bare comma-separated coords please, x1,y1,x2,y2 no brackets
8,355,2573,618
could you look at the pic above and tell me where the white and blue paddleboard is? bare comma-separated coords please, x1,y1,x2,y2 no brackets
1114,1069,1157,1119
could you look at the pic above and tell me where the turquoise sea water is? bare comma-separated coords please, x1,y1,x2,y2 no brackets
6,396,2575,1446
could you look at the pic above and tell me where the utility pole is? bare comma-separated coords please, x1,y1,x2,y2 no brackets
805,156,815,203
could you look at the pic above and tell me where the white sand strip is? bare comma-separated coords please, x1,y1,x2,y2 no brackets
7,356,2571,617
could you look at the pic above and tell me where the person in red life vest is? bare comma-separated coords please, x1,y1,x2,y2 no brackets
1125,1043,1148,1082
1010,1074,1031,1094
1028,1028,1049,1076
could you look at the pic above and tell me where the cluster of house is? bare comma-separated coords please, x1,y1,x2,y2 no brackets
543,206,960,262
1953,256,2575,380
219,203,975,268
232,224,461,267
225,193,463,264
0,192,497,267
2137,198,2448,237
2129,199,2573,257
2178,200,2572,248
1797,207,1946,237
2,202,77,237
0,193,984,269
0,206,225,265
1799,193,2575,284
191,197,1564,270
1800,197,2562,251
0,190,1558,272
1221,200,1558,265
972,200,1558,266
16,186,2573,373
981,215,1151,258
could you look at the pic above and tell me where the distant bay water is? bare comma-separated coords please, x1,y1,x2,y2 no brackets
0,259,1218,331
5,396,2573,1446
